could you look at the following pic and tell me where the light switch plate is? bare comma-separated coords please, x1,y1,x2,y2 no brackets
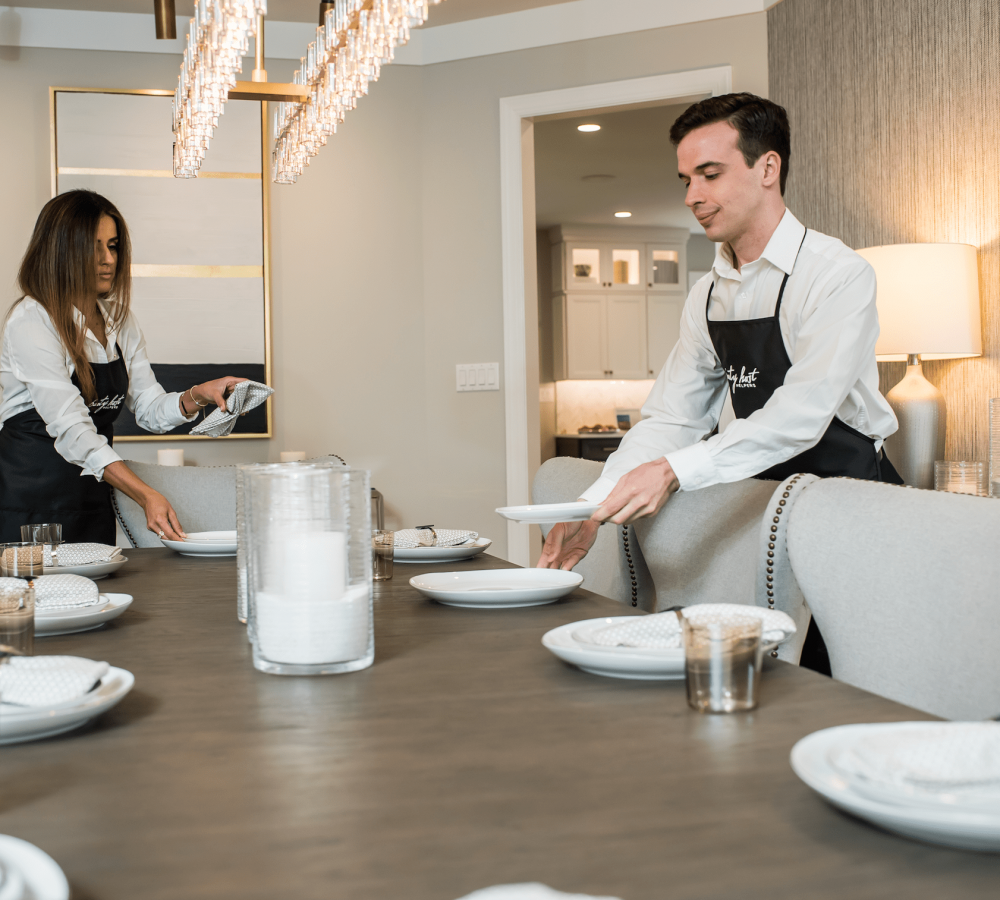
456,362,500,392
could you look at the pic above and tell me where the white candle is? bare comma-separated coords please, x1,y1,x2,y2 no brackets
280,451,307,462
158,449,184,467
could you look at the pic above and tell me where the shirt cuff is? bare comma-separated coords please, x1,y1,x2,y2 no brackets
579,476,618,504
665,442,717,492
169,391,199,424
84,444,123,481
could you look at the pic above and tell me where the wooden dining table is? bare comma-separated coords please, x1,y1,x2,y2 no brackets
2,548,998,899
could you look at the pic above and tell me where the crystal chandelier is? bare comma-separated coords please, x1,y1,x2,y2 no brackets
272,0,442,184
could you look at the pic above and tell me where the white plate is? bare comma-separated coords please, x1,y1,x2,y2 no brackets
0,666,135,746
544,616,785,681
35,593,133,637
161,530,237,557
394,538,493,563
409,568,583,608
42,556,127,580
791,724,1000,851
495,501,601,525
0,835,69,900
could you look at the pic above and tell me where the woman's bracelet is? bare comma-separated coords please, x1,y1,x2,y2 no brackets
183,387,208,415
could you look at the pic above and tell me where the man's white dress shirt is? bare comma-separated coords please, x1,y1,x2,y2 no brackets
581,210,898,503
0,298,195,480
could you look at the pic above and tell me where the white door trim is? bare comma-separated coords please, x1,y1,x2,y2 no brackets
499,65,732,565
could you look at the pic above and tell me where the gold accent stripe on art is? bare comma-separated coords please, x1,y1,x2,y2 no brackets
58,167,260,179
131,265,263,278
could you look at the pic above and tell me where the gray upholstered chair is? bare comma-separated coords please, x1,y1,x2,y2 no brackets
785,478,1000,720
113,461,237,547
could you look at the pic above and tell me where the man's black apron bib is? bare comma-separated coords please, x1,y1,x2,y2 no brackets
0,345,128,544
706,231,902,673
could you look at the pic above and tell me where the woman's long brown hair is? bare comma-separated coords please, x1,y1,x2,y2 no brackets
13,190,132,404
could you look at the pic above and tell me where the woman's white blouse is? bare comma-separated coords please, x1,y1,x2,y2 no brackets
0,298,195,479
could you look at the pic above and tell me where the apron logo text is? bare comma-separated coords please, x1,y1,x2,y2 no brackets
89,393,125,412
725,365,759,389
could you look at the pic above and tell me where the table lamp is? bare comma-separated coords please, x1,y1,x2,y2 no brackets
856,243,982,489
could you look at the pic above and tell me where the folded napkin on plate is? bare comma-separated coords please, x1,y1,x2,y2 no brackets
32,574,101,611
190,380,274,437
393,529,479,549
830,723,1000,803
45,543,121,567
455,885,622,900
585,603,797,650
0,655,109,707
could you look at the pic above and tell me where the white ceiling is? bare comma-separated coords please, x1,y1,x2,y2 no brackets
9,0,577,25
533,103,702,232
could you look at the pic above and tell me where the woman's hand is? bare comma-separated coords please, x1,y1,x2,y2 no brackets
142,490,186,542
190,377,248,413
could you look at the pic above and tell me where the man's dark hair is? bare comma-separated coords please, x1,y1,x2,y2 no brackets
669,93,791,195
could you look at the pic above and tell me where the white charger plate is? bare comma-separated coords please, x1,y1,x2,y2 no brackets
35,593,133,637
409,568,583,608
42,556,126,580
394,538,492,563
791,724,1000,852
0,835,69,900
495,501,601,525
0,666,135,746
161,530,237,557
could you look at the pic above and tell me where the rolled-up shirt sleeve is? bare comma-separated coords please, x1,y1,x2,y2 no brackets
5,313,121,480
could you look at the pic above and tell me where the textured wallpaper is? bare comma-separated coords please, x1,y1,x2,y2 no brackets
768,0,1000,462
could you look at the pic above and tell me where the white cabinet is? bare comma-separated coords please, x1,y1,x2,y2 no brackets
549,225,688,380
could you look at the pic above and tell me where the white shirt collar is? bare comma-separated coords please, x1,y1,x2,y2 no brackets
713,208,806,279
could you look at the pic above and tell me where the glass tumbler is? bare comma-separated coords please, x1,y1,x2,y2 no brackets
990,399,1000,498
0,578,35,656
683,614,763,713
934,461,987,496
372,531,393,581
0,543,44,579
246,464,373,676
20,523,62,567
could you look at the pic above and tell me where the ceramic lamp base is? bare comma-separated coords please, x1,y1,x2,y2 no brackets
883,356,946,489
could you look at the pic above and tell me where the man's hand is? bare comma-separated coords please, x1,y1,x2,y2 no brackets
594,457,680,525
537,519,600,570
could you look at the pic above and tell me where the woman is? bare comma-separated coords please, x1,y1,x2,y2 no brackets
0,190,245,543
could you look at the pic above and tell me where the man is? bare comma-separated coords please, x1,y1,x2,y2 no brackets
537,93,901,672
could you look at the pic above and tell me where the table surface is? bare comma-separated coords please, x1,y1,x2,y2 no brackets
2,549,998,899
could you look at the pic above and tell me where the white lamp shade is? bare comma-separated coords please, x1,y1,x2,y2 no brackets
857,243,982,361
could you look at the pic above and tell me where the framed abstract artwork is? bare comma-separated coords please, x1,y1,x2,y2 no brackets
50,87,272,440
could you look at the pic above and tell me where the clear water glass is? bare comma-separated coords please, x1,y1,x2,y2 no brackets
20,523,62,566
934,461,987,496
683,615,763,713
0,543,44,579
990,399,1000,498
0,580,34,656
372,531,393,581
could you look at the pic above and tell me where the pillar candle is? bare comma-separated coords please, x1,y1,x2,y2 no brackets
158,449,184,467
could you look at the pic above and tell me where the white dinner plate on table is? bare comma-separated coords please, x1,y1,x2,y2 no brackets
394,538,493,563
0,666,134,746
42,556,127,580
161,530,237,557
0,835,70,900
791,724,1000,852
409,569,583,608
495,501,601,525
543,616,787,681
35,593,133,637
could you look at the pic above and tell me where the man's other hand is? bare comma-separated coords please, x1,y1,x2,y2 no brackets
537,519,600,570
594,457,680,525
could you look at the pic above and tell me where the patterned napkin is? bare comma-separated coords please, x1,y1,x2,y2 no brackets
393,529,479,549
455,885,621,900
45,543,122,567
0,655,109,707
829,723,1000,808
33,574,102,611
584,604,797,650
191,380,274,437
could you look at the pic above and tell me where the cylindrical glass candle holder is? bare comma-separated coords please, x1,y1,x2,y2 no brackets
934,460,987,496
990,399,1000,498
246,464,373,676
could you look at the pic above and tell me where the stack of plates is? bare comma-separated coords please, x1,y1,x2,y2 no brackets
791,723,1000,851
35,593,133,637
0,836,69,900
409,569,583,608
394,537,492,564
43,556,127,580
0,667,134,746
160,531,237,557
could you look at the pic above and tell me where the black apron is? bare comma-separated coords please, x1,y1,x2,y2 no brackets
0,343,129,544
706,230,902,673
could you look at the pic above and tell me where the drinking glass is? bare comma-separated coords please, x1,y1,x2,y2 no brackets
0,542,44,579
990,399,1000,498
20,523,62,567
683,615,763,713
246,464,373,676
372,531,393,581
934,461,987,496
0,580,35,656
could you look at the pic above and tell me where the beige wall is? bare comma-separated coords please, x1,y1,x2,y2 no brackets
769,0,1000,463
0,13,768,557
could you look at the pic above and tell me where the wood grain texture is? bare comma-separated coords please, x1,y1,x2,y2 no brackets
2,549,997,899
769,0,1000,461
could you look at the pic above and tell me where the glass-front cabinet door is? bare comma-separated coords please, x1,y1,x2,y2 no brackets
608,247,642,289
646,244,684,292
566,243,603,289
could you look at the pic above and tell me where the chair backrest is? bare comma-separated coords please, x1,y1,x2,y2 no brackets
114,461,237,547
787,478,1000,720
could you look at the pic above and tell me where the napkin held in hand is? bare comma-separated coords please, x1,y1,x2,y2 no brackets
191,381,274,437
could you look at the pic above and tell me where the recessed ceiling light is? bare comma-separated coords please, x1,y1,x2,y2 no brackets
615,211,632,218
577,124,601,132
